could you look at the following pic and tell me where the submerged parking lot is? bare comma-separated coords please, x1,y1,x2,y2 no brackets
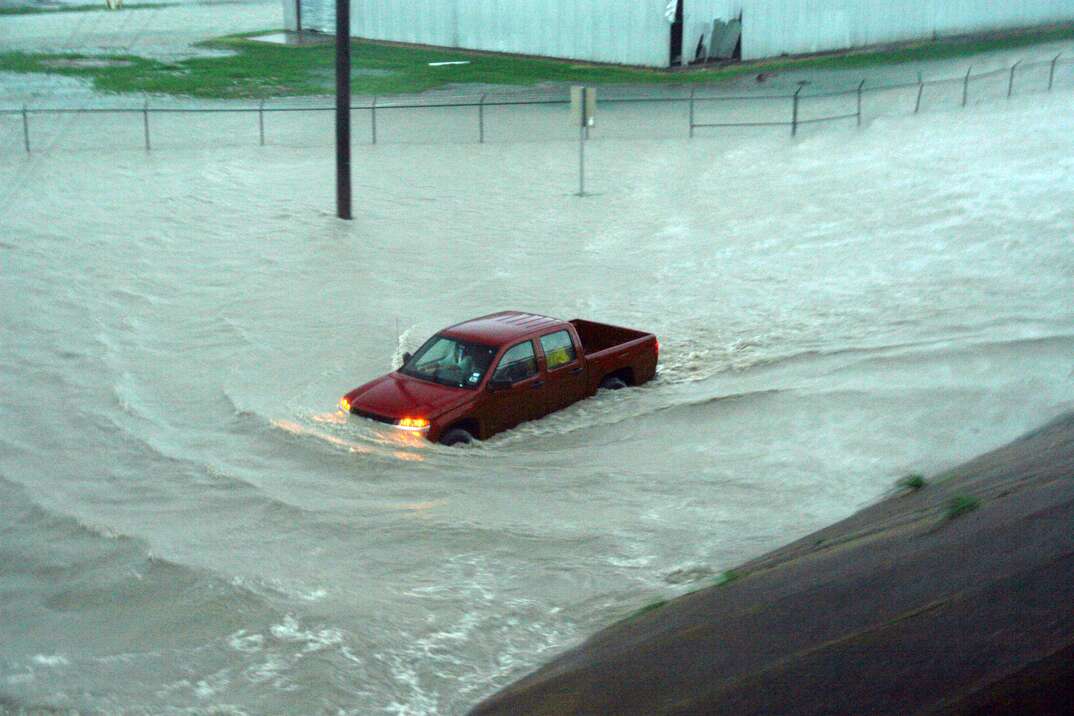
3,88,1073,712
3,4,1074,711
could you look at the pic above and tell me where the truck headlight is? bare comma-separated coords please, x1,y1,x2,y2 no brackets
397,417,430,430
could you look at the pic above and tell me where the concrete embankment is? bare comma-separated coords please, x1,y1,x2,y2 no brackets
471,412,1074,715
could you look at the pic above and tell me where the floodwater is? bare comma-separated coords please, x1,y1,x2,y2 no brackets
3,63,1074,715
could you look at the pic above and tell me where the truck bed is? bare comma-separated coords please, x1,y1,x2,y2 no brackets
569,319,650,356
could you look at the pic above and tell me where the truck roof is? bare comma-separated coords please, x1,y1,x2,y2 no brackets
441,311,566,346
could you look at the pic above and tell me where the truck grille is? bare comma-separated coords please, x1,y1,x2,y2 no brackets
350,407,396,425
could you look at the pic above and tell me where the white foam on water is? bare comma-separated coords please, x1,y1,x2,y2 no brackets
227,631,264,654
30,654,69,667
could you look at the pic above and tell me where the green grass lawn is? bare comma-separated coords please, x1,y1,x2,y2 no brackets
0,32,718,99
1,23,1072,99
0,3,171,15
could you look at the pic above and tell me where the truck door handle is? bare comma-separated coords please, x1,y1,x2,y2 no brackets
531,380,545,389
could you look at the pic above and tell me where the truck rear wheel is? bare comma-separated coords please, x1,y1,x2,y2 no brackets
600,376,628,391
440,428,475,446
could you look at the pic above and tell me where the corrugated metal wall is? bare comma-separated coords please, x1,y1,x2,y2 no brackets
301,0,672,67
290,0,1074,66
740,0,1074,60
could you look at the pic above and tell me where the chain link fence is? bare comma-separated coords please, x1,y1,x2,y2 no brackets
2,54,1072,153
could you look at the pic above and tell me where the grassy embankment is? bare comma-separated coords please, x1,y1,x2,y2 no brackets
472,412,1074,715
0,22,1073,98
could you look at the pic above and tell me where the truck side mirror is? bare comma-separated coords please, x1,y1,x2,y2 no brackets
401,352,412,368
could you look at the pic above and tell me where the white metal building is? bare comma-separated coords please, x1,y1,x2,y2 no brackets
281,1,1074,68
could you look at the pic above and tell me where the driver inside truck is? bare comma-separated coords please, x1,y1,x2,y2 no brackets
457,343,494,386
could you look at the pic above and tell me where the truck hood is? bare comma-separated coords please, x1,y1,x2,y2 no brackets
345,372,468,421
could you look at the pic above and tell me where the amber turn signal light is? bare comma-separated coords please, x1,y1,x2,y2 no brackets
397,417,430,430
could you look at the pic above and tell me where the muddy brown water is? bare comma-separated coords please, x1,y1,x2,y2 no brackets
1,75,1073,714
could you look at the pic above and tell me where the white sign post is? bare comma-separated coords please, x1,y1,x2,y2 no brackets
570,86,596,196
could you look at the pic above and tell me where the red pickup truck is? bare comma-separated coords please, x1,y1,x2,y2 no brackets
340,311,659,445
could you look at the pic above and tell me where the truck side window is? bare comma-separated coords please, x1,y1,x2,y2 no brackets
539,330,577,370
492,341,538,383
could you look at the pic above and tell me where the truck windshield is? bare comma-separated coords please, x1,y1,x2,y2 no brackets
400,335,497,389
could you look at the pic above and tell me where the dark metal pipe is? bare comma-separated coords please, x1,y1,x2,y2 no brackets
693,120,792,128
1008,60,1021,98
143,100,150,151
856,79,865,127
796,113,857,125
335,0,351,220
478,93,486,143
688,87,695,138
791,86,802,137
371,96,377,145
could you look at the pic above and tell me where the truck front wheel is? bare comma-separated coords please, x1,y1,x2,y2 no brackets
440,428,475,446
600,376,628,391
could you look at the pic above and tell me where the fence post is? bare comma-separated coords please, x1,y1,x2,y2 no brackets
143,100,150,151
258,99,265,146
1007,60,1021,98
791,86,802,137
370,97,377,145
478,93,485,144
914,71,924,114
578,120,586,196
962,66,972,108
22,105,30,154
1049,53,1061,91
856,79,865,127
688,87,695,138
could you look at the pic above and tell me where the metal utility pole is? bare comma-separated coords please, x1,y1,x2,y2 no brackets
570,86,596,196
335,0,352,220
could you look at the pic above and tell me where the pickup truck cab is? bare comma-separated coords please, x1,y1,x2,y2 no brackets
341,311,659,445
